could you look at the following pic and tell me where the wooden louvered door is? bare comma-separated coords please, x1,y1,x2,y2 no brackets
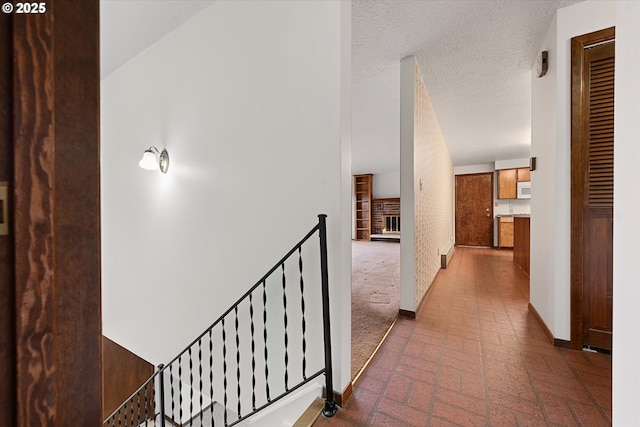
571,28,615,351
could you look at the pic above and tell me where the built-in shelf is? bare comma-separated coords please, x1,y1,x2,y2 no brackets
353,174,373,241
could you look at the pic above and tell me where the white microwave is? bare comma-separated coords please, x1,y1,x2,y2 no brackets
517,181,531,199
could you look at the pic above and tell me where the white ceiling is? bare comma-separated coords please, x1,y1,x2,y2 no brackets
100,0,582,170
100,0,215,79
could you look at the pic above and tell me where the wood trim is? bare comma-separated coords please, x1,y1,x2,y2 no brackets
398,309,416,319
528,303,555,345
11,1,102,424
13,11,57,425
570,27,615,351
553,339,572,349
440,245,455,269
528,304,573,349
371,197,400,203
335,381,353,407
399,264,444,319
323,381,352,407
102,336,155,419
0,9,16,427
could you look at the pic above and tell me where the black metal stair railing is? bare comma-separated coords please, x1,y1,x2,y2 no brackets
104,214,338,426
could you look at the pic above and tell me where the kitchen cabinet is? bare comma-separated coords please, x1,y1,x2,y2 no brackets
517,167,530,182
497,167,531,199
498,216,514,248
513,216,530,275
498,169,517,199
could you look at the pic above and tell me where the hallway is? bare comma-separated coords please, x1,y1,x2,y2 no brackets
315,247,611,426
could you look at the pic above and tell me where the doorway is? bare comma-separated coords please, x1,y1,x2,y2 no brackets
351,177,401,379
570,27,615,351
455,173,494,247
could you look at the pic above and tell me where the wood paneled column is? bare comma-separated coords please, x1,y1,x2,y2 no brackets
0,8,16,426
1,1,102,425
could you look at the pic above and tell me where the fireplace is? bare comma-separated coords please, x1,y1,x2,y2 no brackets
371,198,400,241
383,215,400,234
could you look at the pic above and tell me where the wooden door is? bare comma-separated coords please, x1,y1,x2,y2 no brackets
571,28,615,351
455,173,493,246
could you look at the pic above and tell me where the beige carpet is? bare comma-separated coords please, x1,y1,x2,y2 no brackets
351,240,400,378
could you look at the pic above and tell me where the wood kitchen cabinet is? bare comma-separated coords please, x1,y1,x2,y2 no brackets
498,169,517,199
513,216,530,275
517,167,530,182
498,216,514,248
497,167,531,199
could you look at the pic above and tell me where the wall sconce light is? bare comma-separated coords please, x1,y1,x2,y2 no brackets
139,146,169,173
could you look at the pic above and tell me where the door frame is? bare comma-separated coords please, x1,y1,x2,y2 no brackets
1,2,102,423
570,26,615,350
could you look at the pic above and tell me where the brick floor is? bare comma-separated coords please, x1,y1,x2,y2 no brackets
314,247,611,426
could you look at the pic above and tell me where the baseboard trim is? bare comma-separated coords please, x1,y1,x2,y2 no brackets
553,338,572,348
528,303,554,345
398,309,415,318
398,262,446,319
324,381,351,407
528,302,573,349
336,382,352,407
441,245,455,269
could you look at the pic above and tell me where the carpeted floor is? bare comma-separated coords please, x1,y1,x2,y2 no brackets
351,240,400,378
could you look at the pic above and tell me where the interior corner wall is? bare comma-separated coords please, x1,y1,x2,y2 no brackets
530,1,615,340
101,0,348,394
613,1,640,424
338,0,353,394
399,57,416,312
400,57,454,312
372,171,400,199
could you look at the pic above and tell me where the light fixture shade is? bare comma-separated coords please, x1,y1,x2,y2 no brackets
139,150,159,170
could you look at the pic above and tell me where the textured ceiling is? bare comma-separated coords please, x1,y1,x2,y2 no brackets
352,0,582,171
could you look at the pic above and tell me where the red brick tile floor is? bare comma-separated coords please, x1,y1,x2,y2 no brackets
314,247,611,426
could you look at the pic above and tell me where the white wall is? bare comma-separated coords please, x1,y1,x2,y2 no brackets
453,163,494,176
494,158,529,171
613,2,640,424
530,0,615,340
338,0,353,395
372,171,400,199
101,0,352,394
399,57,416,311
351,66,400,176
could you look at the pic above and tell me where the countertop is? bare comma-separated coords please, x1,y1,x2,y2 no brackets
496,214,531,218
